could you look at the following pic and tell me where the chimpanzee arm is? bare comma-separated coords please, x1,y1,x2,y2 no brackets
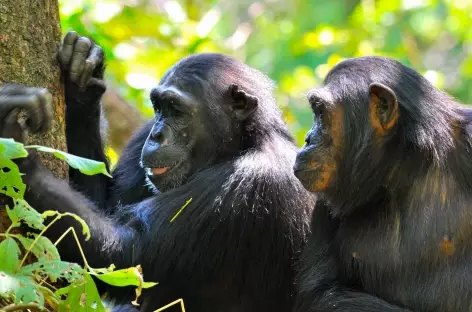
58,31,111,210
0,82,139,270
19,154,137,269
294,200,411,312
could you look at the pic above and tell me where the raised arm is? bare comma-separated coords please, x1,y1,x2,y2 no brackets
58,31,111,210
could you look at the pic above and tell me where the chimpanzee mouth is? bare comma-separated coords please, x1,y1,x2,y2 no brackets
145,160,183,177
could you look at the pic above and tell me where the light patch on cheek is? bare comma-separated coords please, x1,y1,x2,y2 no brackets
310,107,343,192
312,163,336,192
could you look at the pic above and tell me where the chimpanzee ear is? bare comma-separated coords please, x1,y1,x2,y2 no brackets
229,84,258,120
368,83,399,134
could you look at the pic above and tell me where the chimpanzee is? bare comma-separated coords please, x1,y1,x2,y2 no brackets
0,32,316,312
293,55,472,311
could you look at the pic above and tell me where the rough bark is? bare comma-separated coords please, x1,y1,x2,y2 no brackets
0,0,66,231
0,0,67,177
102,88,144,153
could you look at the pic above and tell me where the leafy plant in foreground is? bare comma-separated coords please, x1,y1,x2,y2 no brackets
0,138,157,312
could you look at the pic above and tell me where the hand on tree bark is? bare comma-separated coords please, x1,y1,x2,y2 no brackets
0,84,52,144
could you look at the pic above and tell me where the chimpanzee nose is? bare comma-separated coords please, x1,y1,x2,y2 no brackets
304,131,313,146
149,124,169,145
141,138,162,167
152,131,165,144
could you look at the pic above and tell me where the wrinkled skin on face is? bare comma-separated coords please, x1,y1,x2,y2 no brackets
294,66,400,203
294,87,344,193
140,84,199,192
141,66,258,192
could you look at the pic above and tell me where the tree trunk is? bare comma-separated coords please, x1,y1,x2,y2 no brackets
0,0,66,232
0,0,67,178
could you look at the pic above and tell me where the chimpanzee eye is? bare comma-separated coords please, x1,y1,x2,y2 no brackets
314,106,325,122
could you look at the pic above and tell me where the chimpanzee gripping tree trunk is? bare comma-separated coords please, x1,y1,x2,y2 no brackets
0,0,67,230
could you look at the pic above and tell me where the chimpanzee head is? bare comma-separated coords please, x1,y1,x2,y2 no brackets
141,53,286,192
294,56,459,212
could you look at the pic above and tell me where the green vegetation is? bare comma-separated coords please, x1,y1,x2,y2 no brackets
59,0,472,146
2,0,472,310
0,138,156,311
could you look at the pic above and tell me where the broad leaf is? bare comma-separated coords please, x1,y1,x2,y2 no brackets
0,272,43,307
17,236,60,262
0,157,26,199
57,273,105,312
7,199,45,230
15,275,44,307
0,238,21,273
0,138,28,159
26,145,112,177
92,265,157,288
20,260,83,284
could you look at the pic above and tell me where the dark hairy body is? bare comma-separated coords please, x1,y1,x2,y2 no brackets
0,32,315,312
293,56,472,311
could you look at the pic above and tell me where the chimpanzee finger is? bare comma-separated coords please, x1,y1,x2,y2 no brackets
2,109,24,143
69,37,92,84
30,88,52,133
78,61,94,91
58,31,79,69
21,95,42,133
0,84,28,95
88,78,106,90
78,44,103,90
0,94,39,122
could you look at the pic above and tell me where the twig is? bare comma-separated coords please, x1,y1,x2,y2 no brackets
0,303,46,312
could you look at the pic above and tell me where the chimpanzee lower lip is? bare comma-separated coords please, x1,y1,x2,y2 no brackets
145,160,183,177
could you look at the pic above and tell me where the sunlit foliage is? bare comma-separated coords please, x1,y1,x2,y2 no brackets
59,0,472,146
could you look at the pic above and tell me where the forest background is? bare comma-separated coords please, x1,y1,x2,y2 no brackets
60,0,472,163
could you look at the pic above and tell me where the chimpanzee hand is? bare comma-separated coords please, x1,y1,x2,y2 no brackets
58,31,106,106
0,84,52,144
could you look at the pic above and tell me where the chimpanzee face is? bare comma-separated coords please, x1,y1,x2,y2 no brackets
294,87,344,193
294,60,399,195
140,56,259,193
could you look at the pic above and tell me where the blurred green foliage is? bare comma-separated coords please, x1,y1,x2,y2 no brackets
59,0,472,146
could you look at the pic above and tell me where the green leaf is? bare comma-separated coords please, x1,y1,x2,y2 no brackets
0,272,44,307
0,271,19,298
90,263,115,274
20,260,83,284
0,157,26,199
0,138,28,159
63,212,91,241
15,275,44,307
92,266,158,288
7,199,45,230
26,145,112,177
57,273,106,312
41,210,59,219
0,238,21,273
17,236,60,262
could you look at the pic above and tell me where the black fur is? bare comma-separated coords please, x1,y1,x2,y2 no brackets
294,56,472,311
12,53,316,311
